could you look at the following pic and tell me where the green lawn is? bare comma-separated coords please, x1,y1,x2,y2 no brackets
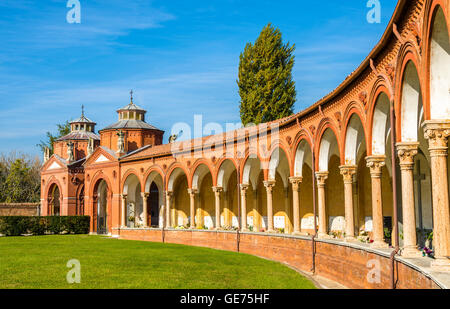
0,235,316,289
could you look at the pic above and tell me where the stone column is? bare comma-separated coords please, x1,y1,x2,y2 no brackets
340,165,357,241
315,172,329,238
289,177,303,235
424,121,450,271
240,184,249,231
165,191,173,228
263,180,276,233
397,142,421,257
187,189,198,229
121,194,127,228
141,192,149,228
366,156,388,249
212,187,223,230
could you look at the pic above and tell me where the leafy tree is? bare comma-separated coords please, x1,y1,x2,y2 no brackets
237,23,296,125
37,121,71,154
0,152,41,203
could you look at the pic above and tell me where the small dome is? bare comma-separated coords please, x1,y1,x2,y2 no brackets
68,106,97,134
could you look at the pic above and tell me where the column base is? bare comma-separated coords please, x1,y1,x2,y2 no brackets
292,231,304,236
241,228,249,232
431,258,450,272
370,240,389,249
401,246,422,258
318,232,331,239
344,236,357,242
267,229,276,234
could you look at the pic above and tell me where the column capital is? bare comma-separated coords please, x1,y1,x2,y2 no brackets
187,188,198,196
366,155,386,177
289,176,303,191
121,194,128,199
423,120,450,155
212,186,223,193
396,142,419,170
263,180,276,188
239,184,249,192
165,191,173,197
315,172,329,187
140,192,150,198
339,165,357,184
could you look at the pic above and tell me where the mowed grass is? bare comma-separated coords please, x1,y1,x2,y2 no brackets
0,235,316,289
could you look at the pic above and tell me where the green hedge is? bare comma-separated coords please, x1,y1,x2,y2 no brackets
0,216,90,236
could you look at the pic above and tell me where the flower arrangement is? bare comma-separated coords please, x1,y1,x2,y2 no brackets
422,247,434,258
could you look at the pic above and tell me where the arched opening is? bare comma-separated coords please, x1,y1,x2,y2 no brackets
268,148,292,233
217,160,238,228
294,139,315,234
48,184,61,216
371,93,395,246
76,185,84,215
345,115,371,237
243,156,265,231
168,168,189,227
192,164,214,229
93,179,109,234
400,60,433,247
123,174,143,228
430,6,450,120
145,171,164,228
318,128,344,237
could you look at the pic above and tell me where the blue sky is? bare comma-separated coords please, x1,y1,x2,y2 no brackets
0,0,398,156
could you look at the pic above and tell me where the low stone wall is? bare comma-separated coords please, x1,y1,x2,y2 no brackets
115,228,443,289
0,203,40,216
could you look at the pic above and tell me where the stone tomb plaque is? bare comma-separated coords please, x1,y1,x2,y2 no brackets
204,216,214,229
274,216,285,229
365,217,373,232
329,216,345,231
261,216,268,229
247,216,253,227
301,215,318,230
177,216,184,227
232,216,239,228
220,216,225,226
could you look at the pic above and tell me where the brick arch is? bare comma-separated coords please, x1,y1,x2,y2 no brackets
268,140,293,183
190,159,215,189
45,177,63,216
291,129,314,177
314,118,343,170
342,105,370,164
89,171,113,199
239,149,267,184
216,158,239,191
395,51,425,142
367,83,393,155
121,169,143,194
423,1,450,120
166,163,190,191
143,165,165,193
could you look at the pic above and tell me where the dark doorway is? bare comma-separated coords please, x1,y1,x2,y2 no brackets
149,182,159,227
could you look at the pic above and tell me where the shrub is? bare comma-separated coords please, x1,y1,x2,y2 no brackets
0,216,90,236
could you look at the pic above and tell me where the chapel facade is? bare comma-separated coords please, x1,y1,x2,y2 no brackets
41,0,450,274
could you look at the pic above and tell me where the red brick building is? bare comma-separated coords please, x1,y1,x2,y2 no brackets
41,0,450,288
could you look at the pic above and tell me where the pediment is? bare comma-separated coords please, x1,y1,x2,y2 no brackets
48,161,63,170
85,146,118,166
95,154,109,163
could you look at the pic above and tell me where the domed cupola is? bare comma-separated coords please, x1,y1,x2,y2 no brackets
99,90,164,155
53,106,100,162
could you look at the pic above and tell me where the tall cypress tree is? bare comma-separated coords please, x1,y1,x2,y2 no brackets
237,23,296,126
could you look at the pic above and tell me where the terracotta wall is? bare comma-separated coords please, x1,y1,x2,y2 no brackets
117,229,441,289
0,203,40,216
